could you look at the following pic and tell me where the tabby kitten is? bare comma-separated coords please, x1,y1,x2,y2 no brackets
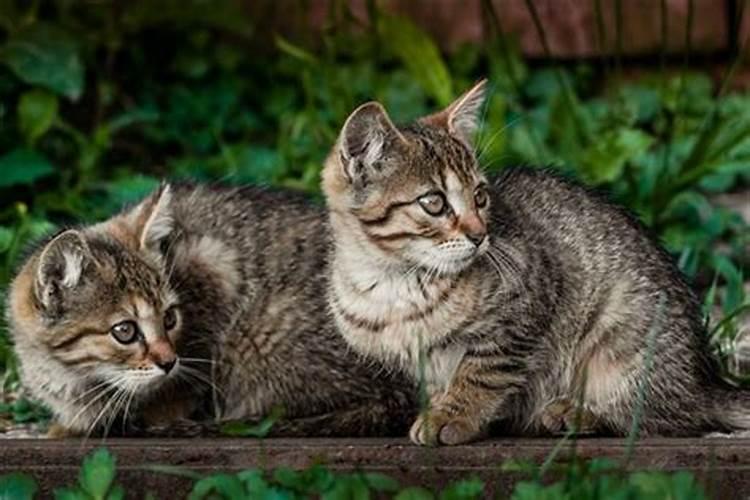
8,183,415,437
322,80,750,446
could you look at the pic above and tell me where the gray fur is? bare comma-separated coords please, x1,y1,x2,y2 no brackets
7,183,416,437
323,90,750,445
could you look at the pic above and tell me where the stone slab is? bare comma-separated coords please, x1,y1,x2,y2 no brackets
2,437,750,497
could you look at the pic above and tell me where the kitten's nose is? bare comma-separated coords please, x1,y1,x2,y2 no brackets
466,231,487,247
459,214,486,247
157,358,177,374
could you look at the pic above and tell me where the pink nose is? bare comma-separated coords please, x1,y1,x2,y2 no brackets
459,214,486,246
149,339,177,373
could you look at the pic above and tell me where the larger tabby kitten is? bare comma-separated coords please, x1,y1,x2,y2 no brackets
322,80,750,446
8,184,415,436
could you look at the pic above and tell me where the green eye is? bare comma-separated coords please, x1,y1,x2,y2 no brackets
164,307,178,331
418,192,447,216
474,185,489,208
111,321,139,344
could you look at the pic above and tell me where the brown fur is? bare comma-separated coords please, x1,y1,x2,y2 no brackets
323,80,750,446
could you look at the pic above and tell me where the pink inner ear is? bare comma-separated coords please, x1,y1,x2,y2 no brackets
419,110,450,129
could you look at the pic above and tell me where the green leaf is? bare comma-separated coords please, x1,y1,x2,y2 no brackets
439,478,484,500
79,448,115,500
0,148,55,188
189,474,246,500
395,487,435,500
53,487,88,500
271,468,304,491
1,24,84,100
379,15,453,106
0,226,14,253
581,128,654,184
0,473,38,500
237,469,269,496
105,175,160,207
362,472,399,492
220,407,282,437
105,485,124,500
231,145,281,185
18,89,58,144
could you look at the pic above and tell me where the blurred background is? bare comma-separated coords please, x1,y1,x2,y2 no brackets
0,0,748,425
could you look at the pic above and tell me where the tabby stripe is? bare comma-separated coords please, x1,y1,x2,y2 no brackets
335,277,459,333
56,353,105,367
465,374,522,392
356,200,414,227
415,272,430,301
49,329,103,350
334,298,388,333
481,358,527,372
403,278,460,322
436,168,447,192
363,230,423,242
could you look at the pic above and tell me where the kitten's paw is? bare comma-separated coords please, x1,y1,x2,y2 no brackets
46,422,80,439
540,398,598,435
409,410,481,446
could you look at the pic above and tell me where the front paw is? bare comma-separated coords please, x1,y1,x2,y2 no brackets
46,422,81,439
409,410,481,446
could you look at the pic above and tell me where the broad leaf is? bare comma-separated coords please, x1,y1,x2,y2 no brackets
79,448,116,500
379,15,453,106
18,89,58,143
1,24,84,100
0,473,38,500
0,148,55,187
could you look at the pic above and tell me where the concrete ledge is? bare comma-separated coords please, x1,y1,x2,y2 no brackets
2,438,750,496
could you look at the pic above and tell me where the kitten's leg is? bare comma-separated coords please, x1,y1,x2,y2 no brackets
410,354,525,446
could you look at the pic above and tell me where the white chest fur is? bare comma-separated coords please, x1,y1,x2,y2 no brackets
331,263,472,391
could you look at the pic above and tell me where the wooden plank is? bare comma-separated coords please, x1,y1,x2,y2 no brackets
2,438,750,496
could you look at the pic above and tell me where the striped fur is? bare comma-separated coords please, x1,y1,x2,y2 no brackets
323,81,750,445
8,184,417,437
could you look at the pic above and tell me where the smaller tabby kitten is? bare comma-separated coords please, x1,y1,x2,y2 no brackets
7,183,415,437
323,79,750,445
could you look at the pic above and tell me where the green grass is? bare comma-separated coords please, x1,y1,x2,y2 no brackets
0,0,748,498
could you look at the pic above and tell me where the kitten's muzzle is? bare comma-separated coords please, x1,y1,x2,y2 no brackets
157,357,177,374
466,231,487,247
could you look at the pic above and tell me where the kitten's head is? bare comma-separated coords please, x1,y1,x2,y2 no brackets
8,186,182,412
323,80,489,275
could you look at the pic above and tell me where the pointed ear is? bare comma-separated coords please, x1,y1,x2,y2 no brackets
422,79,487,145
133,184,174,252
338,102,407,187
36,230,92,312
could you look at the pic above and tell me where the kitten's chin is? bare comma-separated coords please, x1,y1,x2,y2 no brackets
411,254,480,277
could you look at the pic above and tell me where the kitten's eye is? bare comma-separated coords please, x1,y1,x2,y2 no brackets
164,307,178,331
111,321,139,344
474,186,489,208
418,192,447,216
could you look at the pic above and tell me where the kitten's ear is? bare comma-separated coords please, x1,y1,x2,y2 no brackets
338,102,407,186
422,79,487,145
134,184,174,252
35,230,92,312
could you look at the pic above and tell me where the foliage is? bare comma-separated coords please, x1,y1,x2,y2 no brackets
54,448,124,500
507,458,706,500
0,447,713,500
